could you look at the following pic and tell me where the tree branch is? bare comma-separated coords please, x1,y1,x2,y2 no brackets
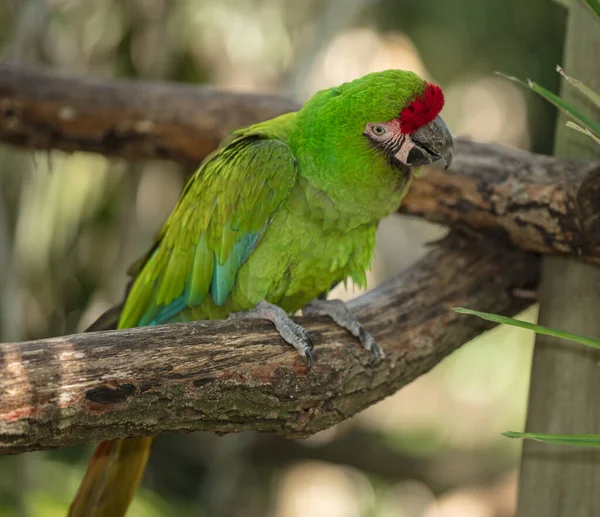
0,235,539,455
2,63,600,262
0,62,300,163
402,139,600,264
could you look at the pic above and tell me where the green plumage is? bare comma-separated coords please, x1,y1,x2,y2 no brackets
118,70,426,330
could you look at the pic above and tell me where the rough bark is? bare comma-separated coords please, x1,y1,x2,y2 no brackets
401,139,600,264
516,2,600,516
2,62,600,264
0,62,300,164
0,235,539,455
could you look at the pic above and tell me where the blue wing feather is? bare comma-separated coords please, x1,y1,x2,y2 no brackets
148,229,264,322
210,230,262,306
147,295,187,326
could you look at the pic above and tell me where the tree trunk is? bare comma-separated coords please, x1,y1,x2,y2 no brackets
516,3,600,516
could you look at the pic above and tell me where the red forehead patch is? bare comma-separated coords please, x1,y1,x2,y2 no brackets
399,82,445,134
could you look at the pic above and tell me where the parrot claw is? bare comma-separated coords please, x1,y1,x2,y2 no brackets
303,298,385,361
228,301,314,369
358,326,384,363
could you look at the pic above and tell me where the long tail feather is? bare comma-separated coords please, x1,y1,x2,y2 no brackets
68,437,155,517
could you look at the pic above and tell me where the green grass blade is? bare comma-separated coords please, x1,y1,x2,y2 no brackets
452,307,600,350
566,121,600,144
504,431,600,447
498,73,600,137
557,65,600,109
581,0,600,19
525,81,600,137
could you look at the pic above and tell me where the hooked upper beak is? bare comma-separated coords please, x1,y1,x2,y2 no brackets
402,115,454,170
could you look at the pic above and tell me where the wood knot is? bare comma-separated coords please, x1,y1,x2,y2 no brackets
85,383,136,404
192,376,215,388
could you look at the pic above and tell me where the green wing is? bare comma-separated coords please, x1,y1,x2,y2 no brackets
118,132,298,329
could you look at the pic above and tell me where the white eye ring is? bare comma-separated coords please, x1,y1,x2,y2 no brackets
372,125,386,136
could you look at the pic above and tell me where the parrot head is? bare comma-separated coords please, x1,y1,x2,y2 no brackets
292,69,454,221
362,80,453,172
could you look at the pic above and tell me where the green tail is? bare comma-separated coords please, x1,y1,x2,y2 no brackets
68,437,154,517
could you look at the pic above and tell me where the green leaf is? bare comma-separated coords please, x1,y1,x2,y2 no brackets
581,0,600,19
452,307,600,350
497,72,600,138
557,65,600,109
566,121,600,144
504,431,600,447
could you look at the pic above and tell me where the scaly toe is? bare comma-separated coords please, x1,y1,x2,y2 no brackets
369,342,385,362
359,327,385,361
296,325,314,350
304,348,313,370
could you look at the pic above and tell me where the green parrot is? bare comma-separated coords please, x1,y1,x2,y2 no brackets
68,69,453,517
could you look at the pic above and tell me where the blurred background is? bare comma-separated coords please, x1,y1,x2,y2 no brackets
0,0,565,516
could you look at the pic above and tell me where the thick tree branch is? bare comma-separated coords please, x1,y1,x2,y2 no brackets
0,235,539,455
0,62,300,163
2,63,600,262
402,140,600,264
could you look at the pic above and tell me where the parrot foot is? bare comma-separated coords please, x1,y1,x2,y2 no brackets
302,298,384,361
228,301,314,369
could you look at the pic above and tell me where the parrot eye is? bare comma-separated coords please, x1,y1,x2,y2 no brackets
372,125,386,136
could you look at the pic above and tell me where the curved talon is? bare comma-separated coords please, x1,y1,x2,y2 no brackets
359,327,385,361
369,341,385,362
304,349,313,370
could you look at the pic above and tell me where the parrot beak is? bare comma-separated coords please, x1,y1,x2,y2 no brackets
401,115,454,170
